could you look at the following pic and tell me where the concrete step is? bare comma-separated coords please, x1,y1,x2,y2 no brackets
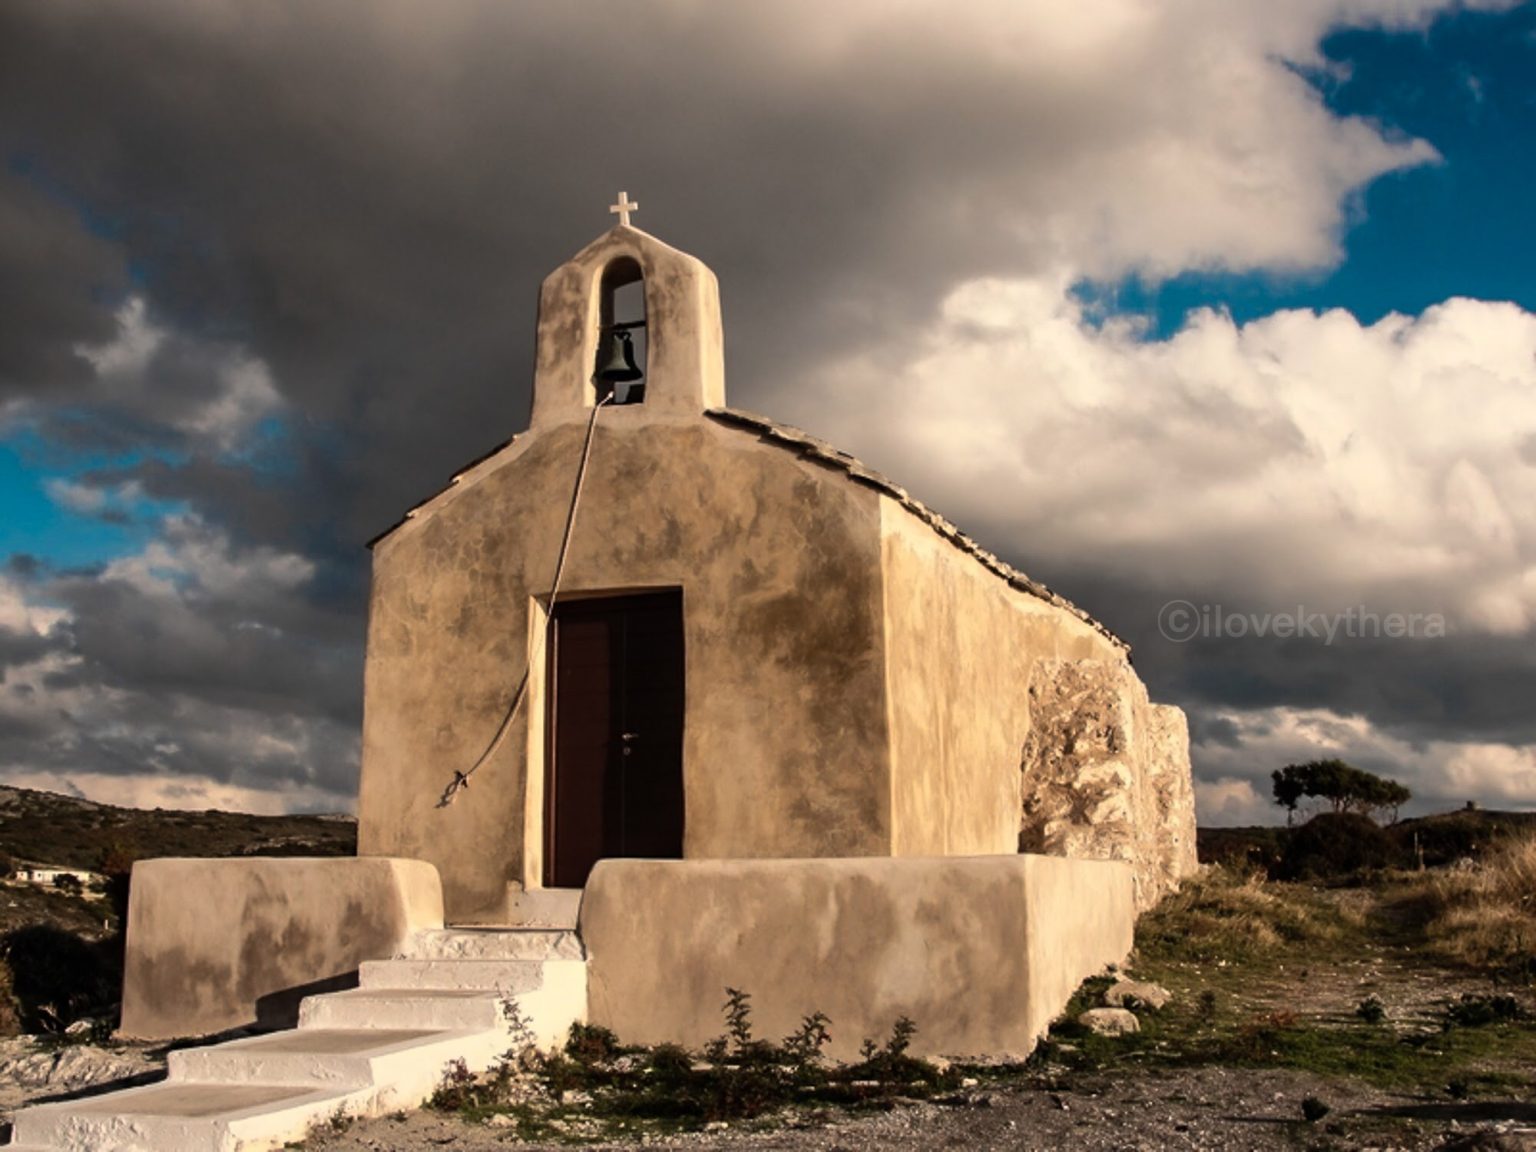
13,1024,514,1152
166,1026,495,1090
7,951,588,1150
408,927,585,961
299,988,507,1031
359,957,550,992
455,886,581,929
11,1080,356,1152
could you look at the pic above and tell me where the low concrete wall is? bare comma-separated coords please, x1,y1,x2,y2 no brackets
120,857,443,1040
580,854,1133,1061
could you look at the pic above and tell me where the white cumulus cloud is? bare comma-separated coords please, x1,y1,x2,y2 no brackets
802,282,1536,637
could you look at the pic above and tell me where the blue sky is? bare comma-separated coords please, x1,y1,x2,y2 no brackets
0,0,1533,821
1096,3,1536,335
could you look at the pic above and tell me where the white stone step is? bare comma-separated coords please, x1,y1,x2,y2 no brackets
408,927,584,960
359,957,549,992
455,886,582,928
504,887,581,927
11,1016,522,1151
7,951,588,1150
166,1026,492,1089
299,988,507,1031
11,1080,356,1152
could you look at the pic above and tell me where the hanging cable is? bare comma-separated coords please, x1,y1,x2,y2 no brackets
438,394,614,808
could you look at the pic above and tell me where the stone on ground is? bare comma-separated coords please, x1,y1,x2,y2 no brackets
1079,1007,1140,1036
1105,979,1172,1011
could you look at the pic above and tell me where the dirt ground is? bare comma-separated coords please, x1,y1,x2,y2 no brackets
3,1050,1531,1152
294,1065,1536,1152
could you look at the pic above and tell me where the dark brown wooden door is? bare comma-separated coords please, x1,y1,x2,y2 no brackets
545,590,685,887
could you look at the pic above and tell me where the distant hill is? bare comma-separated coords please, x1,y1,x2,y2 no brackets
0,785,356,873
1198,807,1536,870
0,787,359,1033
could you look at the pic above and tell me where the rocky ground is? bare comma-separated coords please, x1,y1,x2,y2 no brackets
0,1035,162,1124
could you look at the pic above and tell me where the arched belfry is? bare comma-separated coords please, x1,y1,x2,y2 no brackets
530,194,725,428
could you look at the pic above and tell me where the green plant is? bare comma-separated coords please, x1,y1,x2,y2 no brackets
498,995,535,1050
723,987,754,1051
428,1058,480,1111
1197,989,1219,1022
1300,1095,1330,1122
1355,995,1386,1024
1443,993,1522,1029
565,1021,620,1065
1275,812,1403,882
781,1011,832,1063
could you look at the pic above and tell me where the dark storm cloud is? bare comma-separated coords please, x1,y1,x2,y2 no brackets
0,0,1098,804
0,525,361,800
0,0,1523,811
46,576,360,726
0,628,51,670
0,0,1435,543
1016,559,1536,750
0,168,125,391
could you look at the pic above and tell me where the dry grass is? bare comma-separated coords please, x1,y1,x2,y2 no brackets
1411,831,1536,975
1137,865,1356,964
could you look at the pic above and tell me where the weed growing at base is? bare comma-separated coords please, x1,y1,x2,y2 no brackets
429,988,963,1141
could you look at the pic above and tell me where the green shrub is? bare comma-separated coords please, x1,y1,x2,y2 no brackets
1443,993,1522,1029
1,925,120,1033
1274,812,1404,882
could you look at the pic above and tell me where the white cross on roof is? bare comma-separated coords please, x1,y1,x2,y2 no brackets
609,191,638,227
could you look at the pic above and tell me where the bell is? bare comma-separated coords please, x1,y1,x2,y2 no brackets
596,329,644,383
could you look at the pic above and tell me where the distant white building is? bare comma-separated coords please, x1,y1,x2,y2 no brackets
14,865,102,889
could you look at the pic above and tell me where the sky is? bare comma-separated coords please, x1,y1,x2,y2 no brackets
0,0,1533,824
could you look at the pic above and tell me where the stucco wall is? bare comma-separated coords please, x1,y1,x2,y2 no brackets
879,503,1129,857
580,855,1134,1060
119,857,443,1040
359,416,892,921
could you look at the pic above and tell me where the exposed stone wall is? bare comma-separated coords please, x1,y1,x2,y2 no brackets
1019,659,1198,909
1145,702,1200,895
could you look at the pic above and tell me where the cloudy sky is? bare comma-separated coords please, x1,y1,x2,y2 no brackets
1,1,1533,823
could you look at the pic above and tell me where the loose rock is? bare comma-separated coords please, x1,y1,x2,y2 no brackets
1079,1008,1140,1036
1104,980,1172,1011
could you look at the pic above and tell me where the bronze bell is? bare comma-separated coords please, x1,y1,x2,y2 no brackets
596,329,644,383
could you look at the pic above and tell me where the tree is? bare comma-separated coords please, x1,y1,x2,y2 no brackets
1271,759,1411,824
